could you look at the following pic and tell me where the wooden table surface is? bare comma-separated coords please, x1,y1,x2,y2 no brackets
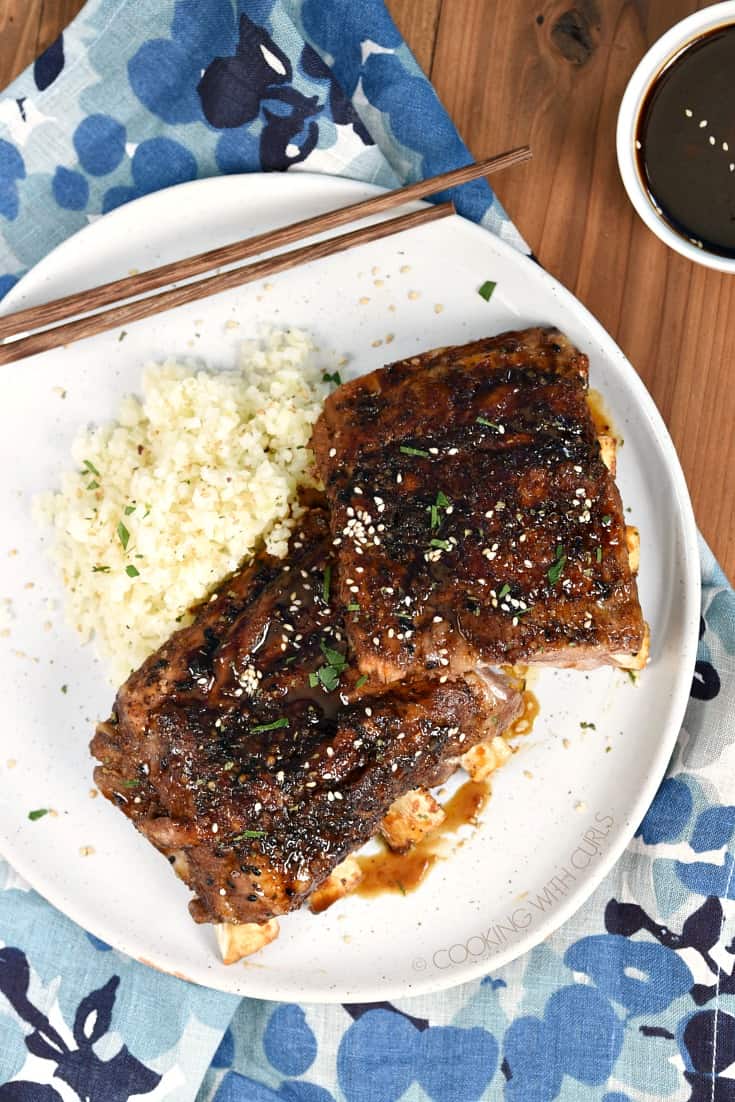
1,0,733,578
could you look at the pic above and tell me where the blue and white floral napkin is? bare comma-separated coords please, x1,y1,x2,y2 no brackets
0,3,733,1100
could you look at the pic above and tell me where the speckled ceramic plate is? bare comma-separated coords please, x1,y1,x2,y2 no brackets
0,172,699,1001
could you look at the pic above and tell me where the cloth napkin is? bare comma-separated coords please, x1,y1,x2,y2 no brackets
0,3,733,1100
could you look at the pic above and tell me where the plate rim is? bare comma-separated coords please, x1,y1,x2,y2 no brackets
0,170,701,1001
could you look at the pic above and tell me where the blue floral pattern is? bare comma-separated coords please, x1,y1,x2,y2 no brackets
0,2,732,1099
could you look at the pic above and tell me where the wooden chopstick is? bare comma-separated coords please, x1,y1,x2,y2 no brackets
0,146,530,343
0,202,454,365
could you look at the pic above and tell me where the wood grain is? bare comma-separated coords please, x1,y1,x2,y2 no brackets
0,0,84,87
388,0,443,74
0,0,733,575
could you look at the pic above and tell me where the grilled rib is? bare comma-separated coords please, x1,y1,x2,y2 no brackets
91,504,521,928
311,326,647,681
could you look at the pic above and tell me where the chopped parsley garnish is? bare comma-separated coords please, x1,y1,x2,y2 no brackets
28,809,49,821
625,670,638,684
322,370,342,385
595,547,603,563
601,515,612,527
117,521,130,550
430,538,451,551
82,459,100,477
124,504,136,516
400,445,430,457
498,583,511,600
309,640,348,693
231,829,266,842
60,684,68,694
87,480,100,491
476,416,502,430
428,490,451,530
322,564,331,604
125,565,140,578
347,603,360,612
320,640,346,668
118,330,127,342
478,280,497,302
355,674,368,690
547,545,567,586
143,504,152,519
251,717,289,733
580,721,596,730
92,564,110,573
121,778,141,787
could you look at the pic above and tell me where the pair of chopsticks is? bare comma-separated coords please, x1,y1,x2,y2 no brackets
0,146,531,365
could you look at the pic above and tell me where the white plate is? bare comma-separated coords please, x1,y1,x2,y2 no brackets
0,173,699,1002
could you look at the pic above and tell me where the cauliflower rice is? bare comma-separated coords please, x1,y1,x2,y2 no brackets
34,329,332,683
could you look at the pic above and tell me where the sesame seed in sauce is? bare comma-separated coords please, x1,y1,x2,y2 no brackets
329,448,337,457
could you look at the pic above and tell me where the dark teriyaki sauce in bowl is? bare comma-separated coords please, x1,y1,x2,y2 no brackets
636,24,735,256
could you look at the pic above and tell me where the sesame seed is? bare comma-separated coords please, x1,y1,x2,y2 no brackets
276,770,285,783
306,781,317,788
709,136,716,146
391,763,398,772
329,448,337,458
396,473,403,484
326,746,334,758
448,447,459,456
334,791,343,800
354,486,363,495
724,142,730,152
433,615,443,623
212,823,219,833
524,559,533,568
685,108,693,117
365,707,373,716
373,636,380,646
699,119,708,128
219,888,227,896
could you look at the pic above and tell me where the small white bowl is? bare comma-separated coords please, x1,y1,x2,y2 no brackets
616,1,735,272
